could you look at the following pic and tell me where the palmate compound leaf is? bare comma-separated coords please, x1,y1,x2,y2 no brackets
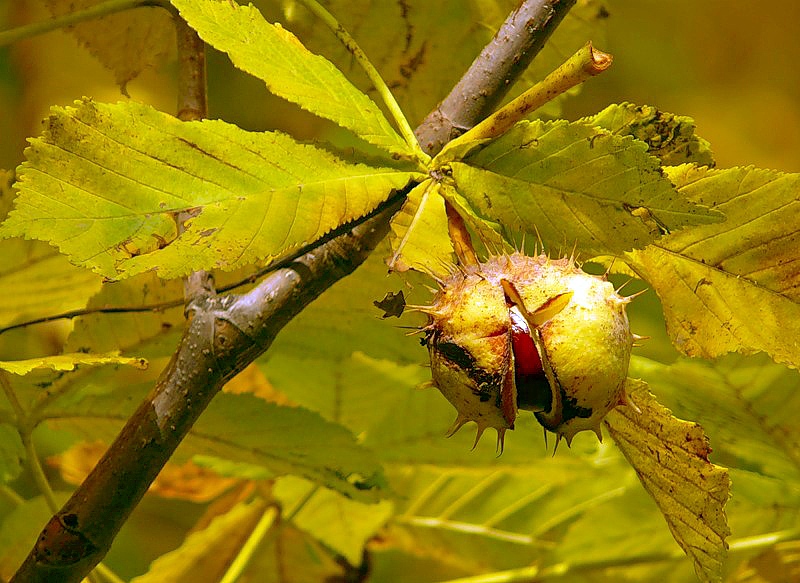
448,119,723,257
604,379,731,583
274,0,607,127
171,0,414,159
626,165,800,368
0,99,421,280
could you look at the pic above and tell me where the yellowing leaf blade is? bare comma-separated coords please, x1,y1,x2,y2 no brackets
172,0,412,158
44,0,174,88
0,170,103,328
450,120,722,257
627,165,800,367
121,168,417,278
130,500,272,583
0,100,419,279
0,352,147,375
586,102,714,166
604,379,731,583
387,180,454,273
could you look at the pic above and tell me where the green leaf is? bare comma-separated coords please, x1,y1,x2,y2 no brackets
387,180,454,273
171,0,413,159
274,475,393,565
604,379,731,583
626,165,800,367
44,390,387,502
131,499,273,583
449,120,722,257
0,352,147,375
586,102,715,166
0,99,420,279
380,462,634,576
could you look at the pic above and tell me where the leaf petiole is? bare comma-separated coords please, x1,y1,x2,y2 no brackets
435,42,612,164
294,0,431,166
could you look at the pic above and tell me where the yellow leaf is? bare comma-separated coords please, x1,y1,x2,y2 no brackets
604,379,731,583
0,352,147,375
388,180,454,273
0,100,421,279
130,499,273,583
172,0,412,158
627,165,800,367
43,0,175,90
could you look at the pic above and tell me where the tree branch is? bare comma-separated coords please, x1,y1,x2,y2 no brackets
10,1,577,581
415,0,577,155
174,14,214,302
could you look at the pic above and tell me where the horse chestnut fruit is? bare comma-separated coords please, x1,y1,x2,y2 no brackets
421,253,636,450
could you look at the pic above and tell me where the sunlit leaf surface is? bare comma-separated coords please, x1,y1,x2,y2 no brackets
172,0,413,158
388,180,454,273
0,352,147,375
449,120,722,257
0,100,420,279
627,165,800,367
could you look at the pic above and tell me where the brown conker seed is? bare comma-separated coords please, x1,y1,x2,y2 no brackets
422,253,635,450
